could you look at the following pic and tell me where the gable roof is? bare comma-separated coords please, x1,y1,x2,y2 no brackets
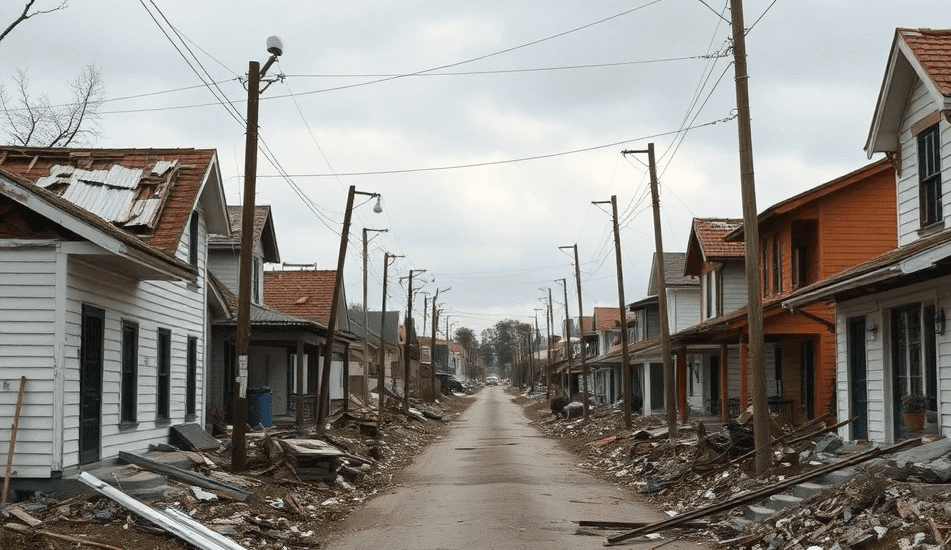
0,168,197,282
725,159,893,241
593,307,620,331
365,310,401,345
647,252,697,295
264,269,345,329
0,147,229,256
210,205,280,263
684,218,744,276
867,28,951,157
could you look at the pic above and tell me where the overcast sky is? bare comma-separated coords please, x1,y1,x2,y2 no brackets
2,1,949,338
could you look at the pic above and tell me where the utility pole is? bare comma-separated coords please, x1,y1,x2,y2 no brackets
540,289,553,399
403,269,425,411
731,0,769,475
362,228,387,403
594,196,633,428
316,186,380,432
533,309,544,391
556,278,571,396
233,37,282,472
562,244,590,421
429,287,449,399
377,252,394,430
623,144,676,442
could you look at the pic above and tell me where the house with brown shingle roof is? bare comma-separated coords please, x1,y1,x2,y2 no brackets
0,147,229,485
783,28,951,444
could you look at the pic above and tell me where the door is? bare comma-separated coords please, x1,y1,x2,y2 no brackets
709,355,720,415
80,305,104,465
800,340,815,420
848,316,868,440
891,304,924,439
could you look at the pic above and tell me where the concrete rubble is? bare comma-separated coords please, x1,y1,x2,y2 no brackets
0,392,474,550
516,388,951,549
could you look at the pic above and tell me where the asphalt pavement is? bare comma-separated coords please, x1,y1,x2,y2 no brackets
324,386,711,549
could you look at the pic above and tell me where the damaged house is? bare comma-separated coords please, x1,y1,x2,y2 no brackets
784,28,951,443
0,147,229,489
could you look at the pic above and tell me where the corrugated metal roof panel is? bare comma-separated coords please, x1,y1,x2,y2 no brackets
152,160,178,176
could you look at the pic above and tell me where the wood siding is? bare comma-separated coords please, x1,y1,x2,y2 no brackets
721,262,747,314
0,245,58,477
897,79,951,245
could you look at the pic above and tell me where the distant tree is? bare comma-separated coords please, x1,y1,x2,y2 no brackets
0,1,67,44
1,2,105,147
454,327,478,378
1,66,104,147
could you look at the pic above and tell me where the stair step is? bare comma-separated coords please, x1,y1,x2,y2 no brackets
744,505,777,522
818,467,855,486
793,482,829,499
768,494,803,510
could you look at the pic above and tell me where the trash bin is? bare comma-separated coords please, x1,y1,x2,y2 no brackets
247,387,272,427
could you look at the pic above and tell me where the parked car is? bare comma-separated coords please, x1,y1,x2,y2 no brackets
436,373,468,394
485,375,499,386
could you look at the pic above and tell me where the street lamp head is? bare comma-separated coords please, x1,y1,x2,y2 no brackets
266,36,284,57
373,196,383,213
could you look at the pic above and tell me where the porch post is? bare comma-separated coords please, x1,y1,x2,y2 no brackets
677,350,688,423
720,343,729,423
740,339,750,410
296,339,304,426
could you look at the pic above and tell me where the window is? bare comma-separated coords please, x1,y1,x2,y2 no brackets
157,328,171,421
121,321,138,423
791,219,817,289
772,232,782,294
919,124,942,227
761,243,769,296
186,336,197,419
705,271,714,319
252,259,261,304
188,212,199,267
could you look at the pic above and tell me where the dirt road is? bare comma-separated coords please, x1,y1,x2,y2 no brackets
325,387,709,549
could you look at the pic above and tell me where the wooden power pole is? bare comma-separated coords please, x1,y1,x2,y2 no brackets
731,0,769,474
595,196,632,428
561,244,590,421
623,144,676,442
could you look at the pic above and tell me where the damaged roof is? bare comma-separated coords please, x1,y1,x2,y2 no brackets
0,147,229,257
210,205,280,263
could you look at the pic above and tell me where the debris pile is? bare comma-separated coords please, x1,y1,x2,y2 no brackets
515,388,951,549
0,393,474,550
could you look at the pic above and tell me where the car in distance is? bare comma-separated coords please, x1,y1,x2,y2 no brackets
485,375,499,386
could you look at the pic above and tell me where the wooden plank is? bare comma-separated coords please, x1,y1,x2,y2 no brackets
118,451,251,502
2,376,26,505
78,472,242,550
9,507,42,527
605,438,922,545
4,522,123,550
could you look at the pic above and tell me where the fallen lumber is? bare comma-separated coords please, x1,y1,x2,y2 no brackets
605,438,922,546
118,451,251,501
576,519,707,530
9,507,42,527
730,413,840,465
5,522,124,550
78,471,246,550
2,376,26,506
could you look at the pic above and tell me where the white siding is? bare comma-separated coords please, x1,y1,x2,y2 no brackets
58,213,207,471
208,248,238,294
668,287,700,333
0,246,57,477
836,275,951,444
721,262,748,314
897,79,951,246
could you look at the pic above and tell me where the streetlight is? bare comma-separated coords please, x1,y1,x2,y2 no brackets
401,269,426,410
233,36,284,473
316,186,382,432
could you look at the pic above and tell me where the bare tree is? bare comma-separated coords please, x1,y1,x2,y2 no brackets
1,65,104,147
0,0,67,44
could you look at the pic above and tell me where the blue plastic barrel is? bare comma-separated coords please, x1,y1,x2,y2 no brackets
247,387,272,427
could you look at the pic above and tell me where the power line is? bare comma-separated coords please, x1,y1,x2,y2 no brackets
252,117,736,178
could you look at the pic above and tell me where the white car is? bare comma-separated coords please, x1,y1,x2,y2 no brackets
485,376,499,386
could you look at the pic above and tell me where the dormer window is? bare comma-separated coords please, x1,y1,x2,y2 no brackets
919,124,942,227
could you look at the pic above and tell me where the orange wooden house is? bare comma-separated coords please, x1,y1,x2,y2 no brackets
721,158,897,423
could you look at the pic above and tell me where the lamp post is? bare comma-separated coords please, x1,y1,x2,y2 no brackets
233,36,283,473
402,269,426,410
363,228,387,404
316,186,382,432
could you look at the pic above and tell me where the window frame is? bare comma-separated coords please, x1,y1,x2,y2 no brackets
919,123,943,227
121,321,138,424
772,232,782,294
157,328,171,421
186,336,197,419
